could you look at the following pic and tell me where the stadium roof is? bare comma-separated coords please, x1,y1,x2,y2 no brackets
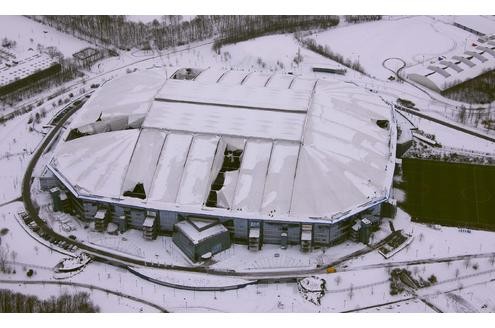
49,68,396,224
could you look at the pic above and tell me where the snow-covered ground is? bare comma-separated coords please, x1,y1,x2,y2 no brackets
0,15,93,57
400,111,495,154
0,114,43,203
312,16,474,80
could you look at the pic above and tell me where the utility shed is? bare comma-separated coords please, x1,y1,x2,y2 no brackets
172,217,231,262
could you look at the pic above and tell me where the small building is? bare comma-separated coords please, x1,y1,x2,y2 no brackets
312,66,347,75
49,187,61,212
143,211,157,240
406,41,495,92
300,224,313,252
59,191,70,213
72,47,103,68
116,215,128,233
248,221,261,251
350,218,373,244
94,208,108,232
39,168,59,191
172,217,231,262
359,218,373,244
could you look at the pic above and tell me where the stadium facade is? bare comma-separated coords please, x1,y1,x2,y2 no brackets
43,67,397,256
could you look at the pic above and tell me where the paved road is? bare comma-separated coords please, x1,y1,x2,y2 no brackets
0,196,22,208
0,279,168,312
338,251,495,273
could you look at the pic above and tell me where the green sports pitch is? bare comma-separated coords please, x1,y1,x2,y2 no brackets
401,158,495,230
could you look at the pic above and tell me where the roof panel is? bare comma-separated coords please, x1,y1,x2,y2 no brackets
194,68,227,83
71,70,165,128
242,72,271,87
290,78,317,92
176,135,220,206
143,100,306,142
261,141,300,216
51,130,140,198
232,139,273,213
218,70,250,85
266,74,294,89
148,133,193,203
121,129,167,198
157,79,311,112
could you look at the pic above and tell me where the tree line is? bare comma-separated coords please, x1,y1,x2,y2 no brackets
298,37,367,75
0,289,100,312
212,15,340,52
28,15,340,52
344,15,382,24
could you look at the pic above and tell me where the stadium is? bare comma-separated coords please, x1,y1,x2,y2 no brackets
42,67,397,260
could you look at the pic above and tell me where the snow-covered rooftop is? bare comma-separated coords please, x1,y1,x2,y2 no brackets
0,50,57,87
175,219,227,245
406,41,495,92
454,15,495,36
49,68,396,224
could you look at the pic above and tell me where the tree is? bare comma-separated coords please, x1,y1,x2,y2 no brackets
0,246,9,272
10,250,17,267
334,275,342,286
348,284,354,300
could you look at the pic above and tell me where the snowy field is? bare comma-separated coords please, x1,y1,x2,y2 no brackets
312,16,474,80
0,114,43,203
0,15,93,57
94,33,343,78
399,111,495,154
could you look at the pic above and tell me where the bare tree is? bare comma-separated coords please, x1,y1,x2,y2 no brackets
348,284,354,300
10,250,17,270
0,246,8,272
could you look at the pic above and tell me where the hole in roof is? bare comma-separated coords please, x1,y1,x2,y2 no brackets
123,182,146,199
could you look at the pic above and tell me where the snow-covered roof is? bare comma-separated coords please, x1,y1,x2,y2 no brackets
406,42,495,92
175,219,227,245
0,50,57,87
156,79,311,113
453,15,495,36
49,68,396,224
143,100,306,142
94,209,106,220
143,216,155,228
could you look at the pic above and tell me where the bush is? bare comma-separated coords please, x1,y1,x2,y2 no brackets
427,274,437,284
26,269,34,277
